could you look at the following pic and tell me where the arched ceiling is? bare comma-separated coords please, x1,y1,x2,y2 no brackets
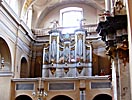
30,0,105,29
21,0,106,51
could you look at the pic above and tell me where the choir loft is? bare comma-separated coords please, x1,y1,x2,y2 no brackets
0,0,132,100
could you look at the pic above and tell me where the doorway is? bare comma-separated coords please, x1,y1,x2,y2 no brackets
93,94,112,100
51,95,73,100
15,95,32,100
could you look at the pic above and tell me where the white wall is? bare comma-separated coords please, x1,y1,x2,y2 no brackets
39,3,99,29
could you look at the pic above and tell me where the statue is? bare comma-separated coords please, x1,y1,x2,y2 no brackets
50,20,59,29
114,1,126,15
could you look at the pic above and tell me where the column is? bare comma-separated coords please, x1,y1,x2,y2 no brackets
118,59,130,100
79,80,86,100
112,59,118,100
80,90,86,100
105,0,111,12
126,0,132,99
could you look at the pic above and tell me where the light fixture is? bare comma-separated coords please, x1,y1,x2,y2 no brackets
0,57,4,69
32,78,47,100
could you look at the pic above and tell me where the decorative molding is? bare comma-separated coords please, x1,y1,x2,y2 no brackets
0,20,16,43
0,0,35,41
17,38,31,55
0,71,14,76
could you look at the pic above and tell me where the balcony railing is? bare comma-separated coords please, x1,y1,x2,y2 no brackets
11,76,112,100
32,24,97,36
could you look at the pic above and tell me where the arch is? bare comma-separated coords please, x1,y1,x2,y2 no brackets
0,35,14,72
15,95,32,100
60,7,83,34
20,57,29,78
92,94,112,100
0,37,12,71
51,95,73,100
21,0,37,19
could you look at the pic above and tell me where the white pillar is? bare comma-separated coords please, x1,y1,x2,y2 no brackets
119,60,130,100
105,0,111,12
80,90,86,100
126,0,132,99
110,0,115,15
112,60,118,100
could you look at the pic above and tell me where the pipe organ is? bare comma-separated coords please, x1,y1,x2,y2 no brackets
42,28,93,77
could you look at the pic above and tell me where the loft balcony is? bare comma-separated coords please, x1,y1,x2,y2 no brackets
11,76,112,100
32,24,97,36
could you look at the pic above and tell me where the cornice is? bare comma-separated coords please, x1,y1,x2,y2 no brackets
0,0,35,41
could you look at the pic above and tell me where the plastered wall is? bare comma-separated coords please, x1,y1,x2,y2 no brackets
39,3,99,28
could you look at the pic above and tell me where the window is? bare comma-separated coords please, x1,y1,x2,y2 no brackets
60,7,83,34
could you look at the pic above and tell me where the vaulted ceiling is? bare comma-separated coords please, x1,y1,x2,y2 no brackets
22,0,106,52
29,0,105,28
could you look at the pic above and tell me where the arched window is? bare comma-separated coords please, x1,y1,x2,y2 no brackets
60,7,83,34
